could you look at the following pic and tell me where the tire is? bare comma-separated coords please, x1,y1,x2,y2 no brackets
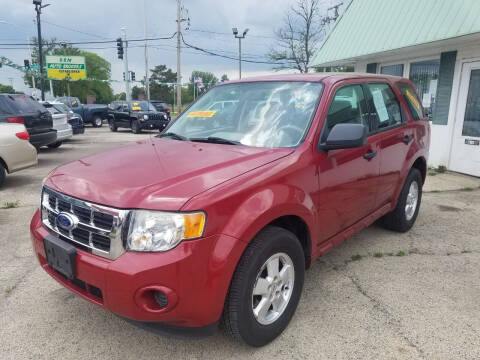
131,120,141,134
92,116,103,128
47,141,62,149
0,163,6,189
109,120,118,132
381,168,422,232
223,226,305,347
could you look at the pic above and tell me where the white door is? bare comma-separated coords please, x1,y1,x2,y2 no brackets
449,61,480,177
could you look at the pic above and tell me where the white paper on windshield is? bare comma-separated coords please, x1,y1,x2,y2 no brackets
422,93,431,108
372,89,389,123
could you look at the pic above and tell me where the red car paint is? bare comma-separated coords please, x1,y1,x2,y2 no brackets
31,73,430,329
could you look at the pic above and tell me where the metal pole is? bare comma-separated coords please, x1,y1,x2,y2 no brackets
122,27,131,102
35,5,45,101
238,38,242,79
49,79,53,98
176,0,182,112
143,0,150,101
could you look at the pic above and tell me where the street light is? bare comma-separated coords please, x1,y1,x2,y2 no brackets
33,0,50,101
232,27,249,79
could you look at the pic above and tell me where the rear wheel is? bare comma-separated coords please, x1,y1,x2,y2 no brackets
223,226,305,347
381,168,422,232
0,163,6,188
92,116,103,128
47,141,62,149
131,120,141,134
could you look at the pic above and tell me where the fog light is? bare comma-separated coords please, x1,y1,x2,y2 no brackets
154,290,168,307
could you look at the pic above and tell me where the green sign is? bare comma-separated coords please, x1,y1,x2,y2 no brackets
46,55,87,80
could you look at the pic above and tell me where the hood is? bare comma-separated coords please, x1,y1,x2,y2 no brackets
84,104,107,109
45,137,293,210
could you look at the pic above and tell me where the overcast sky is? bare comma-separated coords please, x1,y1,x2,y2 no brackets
0,0,342,97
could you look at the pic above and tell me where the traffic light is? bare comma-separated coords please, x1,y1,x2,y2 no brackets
123,72,126,81
116,38,124,60
130,71,135,81
24,59,30,70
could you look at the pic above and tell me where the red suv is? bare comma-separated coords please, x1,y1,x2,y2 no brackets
31,74,429,346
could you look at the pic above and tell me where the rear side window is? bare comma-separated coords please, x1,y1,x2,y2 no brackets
366,83,402,130
0,95,46,114
326,85,368,132
397,82,424,120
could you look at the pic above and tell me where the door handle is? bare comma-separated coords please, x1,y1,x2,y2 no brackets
402,135,413,144
363,150,377,160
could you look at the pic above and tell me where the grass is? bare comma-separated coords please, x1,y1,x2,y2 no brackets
460,187,474,192
395,251,405,257
430,190,441,193
437,165,447,173
2,201,19,209
5,285,16,294
351,254,362,261
374,252,383,258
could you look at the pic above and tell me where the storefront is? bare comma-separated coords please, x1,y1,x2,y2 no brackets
311,0,480,177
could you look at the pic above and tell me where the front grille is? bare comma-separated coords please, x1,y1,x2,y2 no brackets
41,187,128,260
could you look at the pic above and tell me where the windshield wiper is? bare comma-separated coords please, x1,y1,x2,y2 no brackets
189,136,241,145
158,132,188,141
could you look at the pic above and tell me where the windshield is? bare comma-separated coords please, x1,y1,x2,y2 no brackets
167,81,323,148
131,101,156,112
53,103,73,114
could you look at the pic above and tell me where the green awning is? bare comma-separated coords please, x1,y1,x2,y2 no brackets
311,0,480,67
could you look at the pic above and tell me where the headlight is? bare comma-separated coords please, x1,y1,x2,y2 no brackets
143,114,149,121
163,114,167,119
126,210,206,252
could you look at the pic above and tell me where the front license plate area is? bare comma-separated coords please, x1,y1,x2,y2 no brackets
43,235,77,279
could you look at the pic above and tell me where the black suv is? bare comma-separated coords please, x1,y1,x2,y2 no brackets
150,100,171,120
107,101,169,133
0,94,57,149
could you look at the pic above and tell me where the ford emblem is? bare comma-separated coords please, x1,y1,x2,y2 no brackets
56,212,78,231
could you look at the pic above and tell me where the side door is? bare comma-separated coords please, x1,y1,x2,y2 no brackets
117,102,131,127
364,82,410,208
316,83,380,243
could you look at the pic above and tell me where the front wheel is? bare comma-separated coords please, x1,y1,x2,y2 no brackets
0,163,6,188
109,120,118,132
47,141,62,149
92,116,103,128
223,226,305,346
380,168,422,232
131,120,141,134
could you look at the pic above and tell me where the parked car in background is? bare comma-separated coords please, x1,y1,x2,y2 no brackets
0,123,37,188
0,94,57,150
40,102,73,148
31,74,429,346
57,96,108,128
107,100,169,133
150,100,171,120
51,102,84,135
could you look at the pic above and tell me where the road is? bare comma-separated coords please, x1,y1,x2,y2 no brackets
1,127,479,359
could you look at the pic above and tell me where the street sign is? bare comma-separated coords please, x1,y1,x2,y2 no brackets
46,55,86,80
30,64,40,70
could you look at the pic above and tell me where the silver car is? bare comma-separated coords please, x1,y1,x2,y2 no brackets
0,123,38,188
40,101,73,148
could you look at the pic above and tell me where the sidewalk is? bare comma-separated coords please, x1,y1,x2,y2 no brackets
424,171,480,192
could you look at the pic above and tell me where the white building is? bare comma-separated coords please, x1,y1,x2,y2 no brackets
311,0,480,177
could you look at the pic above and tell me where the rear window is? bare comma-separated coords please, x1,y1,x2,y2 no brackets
0,95,47,115
397,82,424,120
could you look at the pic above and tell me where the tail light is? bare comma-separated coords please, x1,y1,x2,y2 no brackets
15,131,30,140
166,108,171,113
8,117,24,124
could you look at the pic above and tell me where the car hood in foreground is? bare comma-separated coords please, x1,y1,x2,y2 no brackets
45,137,293,210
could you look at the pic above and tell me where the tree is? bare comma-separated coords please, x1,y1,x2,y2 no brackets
268,0,325,73
131,86,146,100
221,74,229,82
114,92,126,100
24,38,113,103
189,71,218,98
149,65,177,103
0,83,19,94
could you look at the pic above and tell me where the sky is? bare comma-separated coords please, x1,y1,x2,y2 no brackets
0,0,343,98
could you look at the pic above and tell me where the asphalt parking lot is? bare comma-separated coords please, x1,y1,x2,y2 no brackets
1,127,480,359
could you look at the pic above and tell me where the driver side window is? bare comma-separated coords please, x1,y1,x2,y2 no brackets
326,85,368,134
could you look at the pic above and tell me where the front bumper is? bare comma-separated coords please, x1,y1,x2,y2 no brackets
139,119,169,130
30,210,245,328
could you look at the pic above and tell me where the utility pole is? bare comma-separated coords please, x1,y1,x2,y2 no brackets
122,27,131,102
143,0,150,101
176,0,182,112
33,0,50,101
232,28,249,79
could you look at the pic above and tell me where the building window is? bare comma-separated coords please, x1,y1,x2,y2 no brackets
380,64,404,77
409,59,440,116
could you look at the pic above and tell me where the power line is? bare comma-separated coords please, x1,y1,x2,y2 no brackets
42,20,109,40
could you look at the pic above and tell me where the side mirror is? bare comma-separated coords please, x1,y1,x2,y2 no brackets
319,123,367,151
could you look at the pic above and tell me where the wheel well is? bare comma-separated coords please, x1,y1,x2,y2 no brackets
268,215,311,268
0,157,8,173
412,157,427,184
